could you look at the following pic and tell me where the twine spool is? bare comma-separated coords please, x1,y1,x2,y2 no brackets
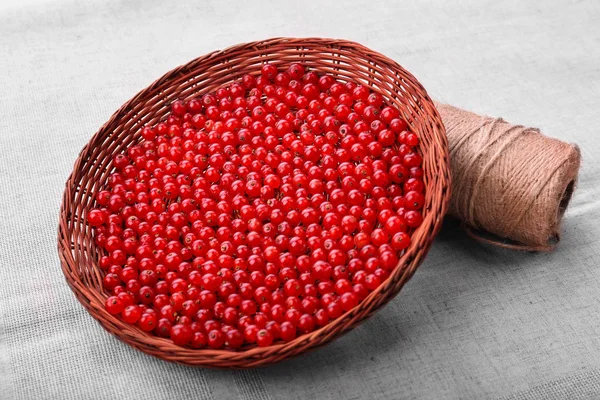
435,103,581,251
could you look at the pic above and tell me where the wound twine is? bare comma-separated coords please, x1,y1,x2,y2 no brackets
435,102,581,251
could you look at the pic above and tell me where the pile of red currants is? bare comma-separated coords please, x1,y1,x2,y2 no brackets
87,62,425,349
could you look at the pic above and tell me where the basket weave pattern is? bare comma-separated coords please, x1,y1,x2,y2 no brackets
58,38,451,368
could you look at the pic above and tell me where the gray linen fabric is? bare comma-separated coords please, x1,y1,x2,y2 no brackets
1,0,600,399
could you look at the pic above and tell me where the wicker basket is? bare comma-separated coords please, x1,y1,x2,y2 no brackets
57,37,451,368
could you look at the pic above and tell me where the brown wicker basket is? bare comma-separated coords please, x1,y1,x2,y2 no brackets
58,37,451,368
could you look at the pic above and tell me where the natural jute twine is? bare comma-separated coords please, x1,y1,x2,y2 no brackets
436,103,581,251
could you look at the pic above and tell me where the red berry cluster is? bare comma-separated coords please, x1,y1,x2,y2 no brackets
87,63,425,349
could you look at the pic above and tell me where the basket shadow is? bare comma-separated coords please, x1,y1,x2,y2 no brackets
252,217,545,373
269,305,411,373
198,218,549,379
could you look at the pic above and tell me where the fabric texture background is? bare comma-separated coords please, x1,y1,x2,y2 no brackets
1,0,599,399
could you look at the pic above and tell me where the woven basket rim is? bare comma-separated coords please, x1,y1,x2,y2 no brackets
57,37,451,368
